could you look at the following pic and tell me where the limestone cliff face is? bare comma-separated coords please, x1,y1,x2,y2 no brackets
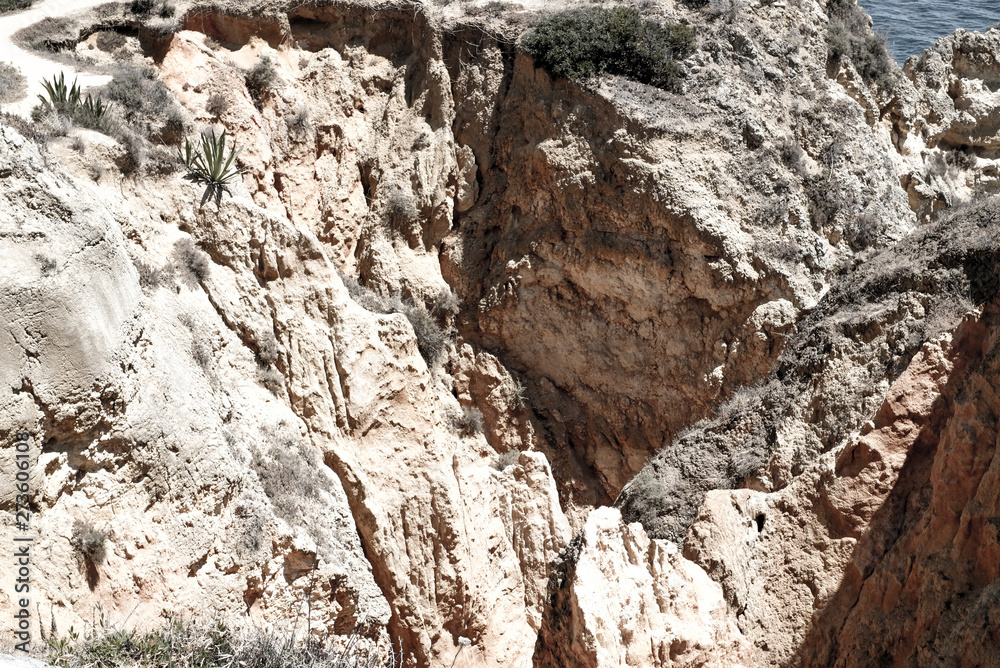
0,123,388,640
1,0,999,666
534,507,751,668
444,0,915,501
679,199,1000,666
889,25,1000,220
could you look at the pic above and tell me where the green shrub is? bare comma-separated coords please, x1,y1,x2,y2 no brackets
94,30,126,52
178,129,245,208
522,7,695,91
14,16,73,51
826,0,897,89
158,2,175,18
129,0,154,15
0,0,31,13
105,64,172,124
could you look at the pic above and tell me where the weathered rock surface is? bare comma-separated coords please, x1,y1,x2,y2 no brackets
0,122,389,644
890,25,1000,220
2,0,1000,666
631,196,1000,665
445,0,915,502
535,507,751,668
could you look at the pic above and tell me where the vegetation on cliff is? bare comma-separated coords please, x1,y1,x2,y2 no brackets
826,0,897,88
46,618,399,668
522,6,695,91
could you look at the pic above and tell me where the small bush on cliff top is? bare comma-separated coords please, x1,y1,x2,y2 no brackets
0,0,31,14
522,7,695,92
826,0,896,89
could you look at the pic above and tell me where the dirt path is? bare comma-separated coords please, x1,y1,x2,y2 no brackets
0,0,114,117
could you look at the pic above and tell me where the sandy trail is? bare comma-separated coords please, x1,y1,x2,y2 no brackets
0,0,114,117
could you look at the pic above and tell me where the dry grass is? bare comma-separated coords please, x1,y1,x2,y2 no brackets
46,617,400,668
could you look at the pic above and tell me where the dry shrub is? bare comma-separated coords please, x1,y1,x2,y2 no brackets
173,237,211,283
94,30,126,52
206,92,229,118
245,56,278,106
453,406,484,437
491,450,520,471
71,520,107,564
0,61,26,103
251,425,323,526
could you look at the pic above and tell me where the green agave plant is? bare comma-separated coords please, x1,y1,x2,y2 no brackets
38,73,114,132
77,93,112,131
179,128,245,208
38,72,81,115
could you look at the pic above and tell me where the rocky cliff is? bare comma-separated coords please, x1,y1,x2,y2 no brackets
0,0,998,666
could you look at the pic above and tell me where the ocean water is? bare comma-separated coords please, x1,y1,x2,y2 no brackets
858,0,999,63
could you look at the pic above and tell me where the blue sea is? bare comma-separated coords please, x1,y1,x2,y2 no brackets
858,0,999,63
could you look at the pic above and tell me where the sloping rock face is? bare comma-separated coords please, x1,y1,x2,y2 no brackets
444,0,915,500
2,0,998,666
0,124,389,640
534,507,751,668
628,196,1000,665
